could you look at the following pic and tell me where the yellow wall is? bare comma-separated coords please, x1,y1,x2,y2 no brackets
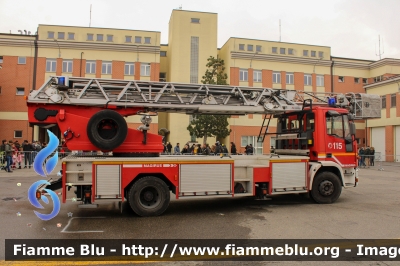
366,82,400,127
167,10,217,83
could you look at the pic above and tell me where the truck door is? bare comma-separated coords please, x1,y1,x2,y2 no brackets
325,111,355,166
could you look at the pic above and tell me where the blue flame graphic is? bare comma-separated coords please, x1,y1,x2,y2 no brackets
29,130,61,220
28,180,60,221
33,130,59,177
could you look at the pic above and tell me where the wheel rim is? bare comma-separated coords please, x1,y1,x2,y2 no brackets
139,186,161,209
97,119,118,140
318,180,334,196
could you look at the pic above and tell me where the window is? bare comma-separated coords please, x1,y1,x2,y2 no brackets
326,114,348,139
288,48,294,55
381,96,386,109
316,75,324,86
16,87,24,96
280,48,286,54
125,36,132,43
47,31,54,39
62,60,72,73
87,33,94,41
102,61,112,74
354,77,360,84
0,56,3,63
318,51,324,58
239,69,248,81
239,44,245,51
46,59,56,72
273,72,281,83
241,136,263,155
272,47,278,53
125,63,134,75
256,45,262,52
391,94,396,108
160,51,167,57
247,45,253,51
363,78,368,84
107,35,113,42
303,50,308,56
286,73,294,84
253,70,262,82
14,130,22,138
304,74,312,85
159,72,166,82
140,63,150,76
338,76,344,82
18,57,26,64
86,61,96,74
144,37,151,44
57,32,65,39
311,51,316,57
68,33,75,40
135,36,142,43
191,18,200,23
374,75,383,83
0,86,2,94
96,34,103,41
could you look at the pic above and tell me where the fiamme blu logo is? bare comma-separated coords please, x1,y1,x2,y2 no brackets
28,130,60,221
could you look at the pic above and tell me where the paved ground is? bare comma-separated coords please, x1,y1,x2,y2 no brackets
1,161,399,265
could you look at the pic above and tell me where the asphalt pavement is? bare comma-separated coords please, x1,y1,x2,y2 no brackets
1,161,400,265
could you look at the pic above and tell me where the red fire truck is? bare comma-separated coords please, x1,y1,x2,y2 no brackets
27,77,381,216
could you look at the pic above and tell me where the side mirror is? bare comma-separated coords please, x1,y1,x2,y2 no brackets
349,122,356,137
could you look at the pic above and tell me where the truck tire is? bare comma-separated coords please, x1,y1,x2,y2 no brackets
87,110,127,151
128,176,170,217
310,172,342,204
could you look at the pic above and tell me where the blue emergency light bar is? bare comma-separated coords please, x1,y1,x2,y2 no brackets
328,97,336,106
58,77,66,86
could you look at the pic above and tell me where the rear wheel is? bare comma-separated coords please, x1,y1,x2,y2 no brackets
310,172,342,204
128,176,170,217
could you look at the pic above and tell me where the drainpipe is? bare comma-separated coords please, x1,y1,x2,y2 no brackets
32,32,38,90
80,52,84,77
330,59,335,93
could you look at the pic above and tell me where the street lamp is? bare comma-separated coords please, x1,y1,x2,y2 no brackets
53,39,61,58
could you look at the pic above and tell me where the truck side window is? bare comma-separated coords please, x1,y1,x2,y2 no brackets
306,113,315,131
326,114,344,138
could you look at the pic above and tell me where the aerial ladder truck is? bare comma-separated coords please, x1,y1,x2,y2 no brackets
27,76,381,216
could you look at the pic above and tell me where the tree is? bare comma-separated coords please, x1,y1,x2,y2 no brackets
187,56,231,144
201,56,228,85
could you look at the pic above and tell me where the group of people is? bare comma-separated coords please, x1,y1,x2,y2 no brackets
162,141,254,155
358,146,375,168
0,139,45,172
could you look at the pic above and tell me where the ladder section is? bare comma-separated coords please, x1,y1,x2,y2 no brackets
257,115,272,143
28,76,381,118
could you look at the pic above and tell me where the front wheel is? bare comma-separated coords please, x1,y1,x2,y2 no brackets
310,172,342,204
128,176,170,217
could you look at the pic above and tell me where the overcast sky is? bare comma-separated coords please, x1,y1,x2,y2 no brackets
1,0,399,61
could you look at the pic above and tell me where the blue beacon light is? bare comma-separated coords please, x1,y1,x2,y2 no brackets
328,97,336,106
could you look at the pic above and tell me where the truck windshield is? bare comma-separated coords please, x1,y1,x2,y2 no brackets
326,113,350,139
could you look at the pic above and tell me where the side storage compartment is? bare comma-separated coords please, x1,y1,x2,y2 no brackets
95,165,121,199
179,164,232,196
271,162,307,194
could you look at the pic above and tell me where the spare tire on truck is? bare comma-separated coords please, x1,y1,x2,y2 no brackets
87,109,128,151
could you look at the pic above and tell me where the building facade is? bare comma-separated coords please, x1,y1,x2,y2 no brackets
0,9,399,159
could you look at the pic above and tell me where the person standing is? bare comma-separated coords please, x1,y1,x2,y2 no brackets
230,142,237,155
174,143,180,154
166,142,172,154
4,140,13,172
370,147,375,166
22,140,33,168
